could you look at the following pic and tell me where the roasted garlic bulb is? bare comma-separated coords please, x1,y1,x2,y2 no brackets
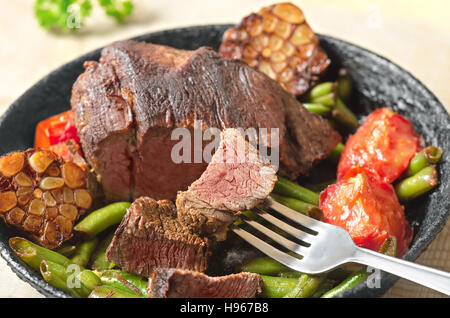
0,149,92,248
220,2,330,96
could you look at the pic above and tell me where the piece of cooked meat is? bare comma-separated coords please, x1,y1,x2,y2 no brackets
106,196,210,277
49,139,89,172
220,2,330,96
71,59,134,202
0,149,92,248
176,129,277,241
71,40,340,201
148,268,263,298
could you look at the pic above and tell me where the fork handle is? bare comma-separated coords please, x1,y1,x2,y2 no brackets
352,247,450,296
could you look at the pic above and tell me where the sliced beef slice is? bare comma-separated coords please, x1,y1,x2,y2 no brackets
106,196,210,277
176,129,277,241
71,40,340,201
148,268,263,298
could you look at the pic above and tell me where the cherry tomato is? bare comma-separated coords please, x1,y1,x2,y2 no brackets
320,166,412,256
337,108,421,184
34,110,80,149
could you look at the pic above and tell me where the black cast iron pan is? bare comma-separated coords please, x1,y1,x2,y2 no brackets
0,25,449,298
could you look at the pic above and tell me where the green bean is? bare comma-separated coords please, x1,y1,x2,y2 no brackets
303,103,332,116
74,202,131,238
71,238,99,267
311,279,336,298
55,245,77,257
40,260,91,298
273,176,319,206
241,210,258,218
303,82,334,101
283,274,324,298
270,193,323,220
321,271,369,298
337,69,353,102
278,272,304,278
407,146,443,176
98,270,148,297
395,165,438,202
260,275,299,298
327,118,340,130
238,256,292,276
332,98,359,129
303,179,336,193
91,231,116,270
309,92,358,130
338,263,366,274
89,285,144,298
40,262,82,298
310,92,335,107
281,274,308,298
304,77,358,130
233,210,258,226
77,269,102,291
327,142,345,164
326,264,364,281
9,237,78,271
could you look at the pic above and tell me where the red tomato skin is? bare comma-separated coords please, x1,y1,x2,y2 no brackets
49,139,77,162
337,108,421,184
34,110,81,149
320,166,412,256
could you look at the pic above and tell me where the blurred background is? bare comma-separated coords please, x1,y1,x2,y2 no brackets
0,0,449,297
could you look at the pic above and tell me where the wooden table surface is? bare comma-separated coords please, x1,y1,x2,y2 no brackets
0,0,449,298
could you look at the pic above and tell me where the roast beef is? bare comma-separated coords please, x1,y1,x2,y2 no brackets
71,40,340,201
105,196,210,276
148,268,263,298
176,128,277,240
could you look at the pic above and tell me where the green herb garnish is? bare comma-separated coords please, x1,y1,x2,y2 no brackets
34,0,133,31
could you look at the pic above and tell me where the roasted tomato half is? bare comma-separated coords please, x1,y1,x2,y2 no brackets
34,110,80,150
320,166,412,256
337,108,421,184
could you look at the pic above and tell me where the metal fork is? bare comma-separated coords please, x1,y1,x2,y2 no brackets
231,197,450,296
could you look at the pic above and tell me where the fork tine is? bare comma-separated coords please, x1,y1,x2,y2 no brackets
265,197,326,232
231,226,305,272
253,208,314,245
242,217,310,256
